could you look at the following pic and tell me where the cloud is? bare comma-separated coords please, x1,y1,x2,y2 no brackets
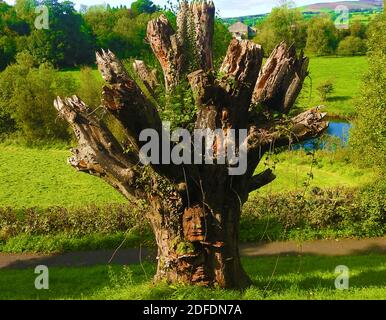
214,0,274,17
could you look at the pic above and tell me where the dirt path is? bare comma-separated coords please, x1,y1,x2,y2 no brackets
1,237,385,270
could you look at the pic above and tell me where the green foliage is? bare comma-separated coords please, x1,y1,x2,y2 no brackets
306,15,338,55
0,52,76,142
1,0,95,68
0,35,17,70
0,108,16,137
0,232,149,253
84,6,160,64
27,0,95,67
76,66,103,108
349,20,368,39
338,36,367,56
0,203,155,253
131,0,158,16
0,1,29,70
0,204,146,238
242,186,385,242
253,5,307,54
158,81,196,130
350,11,386,169
213,20,233,69
176,241,195,255
316,80,334,101
0,1,163,70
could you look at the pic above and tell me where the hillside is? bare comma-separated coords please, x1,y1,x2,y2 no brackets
301,0,383,12
223,0,383,26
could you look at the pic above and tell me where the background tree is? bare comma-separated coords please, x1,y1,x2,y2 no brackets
338,36,366,56
27,0,95,67
0,1,30,70
0,52,76,142
306,15,338,56
350,11,385,169
349,20,367,39
253,4,307,54
54,1,328,288
131,0,158,16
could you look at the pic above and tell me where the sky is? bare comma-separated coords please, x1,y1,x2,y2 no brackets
3,0,353,17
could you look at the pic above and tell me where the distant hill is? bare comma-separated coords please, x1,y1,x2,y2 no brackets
223,0,383,26
301,0,383,12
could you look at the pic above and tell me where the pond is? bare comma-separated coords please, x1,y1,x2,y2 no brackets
294,120,352,151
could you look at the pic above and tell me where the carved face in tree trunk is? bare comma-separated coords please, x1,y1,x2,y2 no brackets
183,206,207,242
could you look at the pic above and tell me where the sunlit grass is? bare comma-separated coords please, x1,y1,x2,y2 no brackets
0,254,384,300
297,56,367,118
255,149,377,195
0,145,126,209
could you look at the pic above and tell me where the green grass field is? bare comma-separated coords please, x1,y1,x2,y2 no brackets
0,145,126,209
0,145,375,209
297,56,367,118
256,149,376,195
1,254,384,300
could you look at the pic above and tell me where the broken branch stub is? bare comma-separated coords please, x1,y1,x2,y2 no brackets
97,50,163,151
251,42,309,113
54,95,139,199
133,60,159,95
148,1,215,91
147,14,182,90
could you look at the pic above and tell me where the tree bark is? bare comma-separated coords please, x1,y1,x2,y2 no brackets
54,0,328,289
132,60,159,97
252,42,309,113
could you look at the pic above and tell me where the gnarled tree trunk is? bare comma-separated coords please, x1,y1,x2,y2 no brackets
54,1,328,289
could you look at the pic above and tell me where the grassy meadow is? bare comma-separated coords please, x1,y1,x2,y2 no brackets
255,149,376,195
0,145,375,209
0,145,126,209
1,254,385,300
297,56,367,118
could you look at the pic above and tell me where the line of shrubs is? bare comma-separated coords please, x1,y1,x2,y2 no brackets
0,203,145,240
242,183,385,242
0,185,384,252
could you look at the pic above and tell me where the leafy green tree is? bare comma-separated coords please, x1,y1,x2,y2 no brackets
317,80,334,101
0,1,30,69
0,52,76,141
253,5,307,54
27,0,95,67
131,0,158,16
306,16,338,56
14,0,38,24
0,36,17,70
84,6,159,63
338,36,366,56
83,5,120,52
349,20,367,39
350,12,386,169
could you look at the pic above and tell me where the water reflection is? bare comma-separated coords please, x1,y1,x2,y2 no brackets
294,121,352,151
